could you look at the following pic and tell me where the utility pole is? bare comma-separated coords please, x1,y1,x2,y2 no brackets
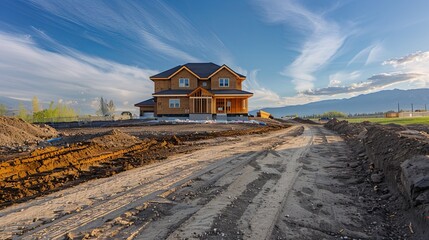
397,102,400,113
425,104,427,111
411,103,414,117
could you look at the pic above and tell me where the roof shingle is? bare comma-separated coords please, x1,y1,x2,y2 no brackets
150,63,245,79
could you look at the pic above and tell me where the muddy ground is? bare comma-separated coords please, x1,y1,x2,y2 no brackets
0,117,428,239
0,118,285,209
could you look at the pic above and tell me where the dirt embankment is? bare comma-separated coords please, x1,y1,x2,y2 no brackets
325,119,429,238
0,119,288,209
0,129,176,208
0,116,57,147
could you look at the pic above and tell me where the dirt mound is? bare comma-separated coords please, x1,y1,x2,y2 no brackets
90,129,141,149
324,119,367,137
292,117,318,124
0,116,57,147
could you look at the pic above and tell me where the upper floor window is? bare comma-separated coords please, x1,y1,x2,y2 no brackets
169,99,180,108
219,78,229,87
179,78,189,87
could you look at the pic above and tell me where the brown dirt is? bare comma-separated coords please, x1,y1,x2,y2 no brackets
291,117,319,124
0,122,287,209
325,119,429,239
0,116,57,147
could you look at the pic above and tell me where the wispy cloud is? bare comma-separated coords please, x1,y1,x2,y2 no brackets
27,0,231,63
0,31,156,113
303,72,425,95
328,71,362,87
348,42,384,66
242,69,325,110
253,0,348,92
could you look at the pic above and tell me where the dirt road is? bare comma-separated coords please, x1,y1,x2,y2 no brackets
0,125,389,239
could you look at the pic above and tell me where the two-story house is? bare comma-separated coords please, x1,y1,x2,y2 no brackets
134,63,253,120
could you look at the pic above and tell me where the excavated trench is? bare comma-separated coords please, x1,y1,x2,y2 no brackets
325,119,429,238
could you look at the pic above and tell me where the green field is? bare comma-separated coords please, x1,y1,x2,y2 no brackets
340,116,429,125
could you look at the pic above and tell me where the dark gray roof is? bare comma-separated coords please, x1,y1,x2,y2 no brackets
183,63,220,78
152,89,193,95
134,98,155,107
211,90,253,95
150,65,182,79
150,63,245,79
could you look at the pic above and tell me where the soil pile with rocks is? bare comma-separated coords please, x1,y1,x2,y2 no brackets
325,119,429,238
90,129,141,149
0,116,57,147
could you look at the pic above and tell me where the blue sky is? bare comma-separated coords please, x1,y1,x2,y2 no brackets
1,0,429,113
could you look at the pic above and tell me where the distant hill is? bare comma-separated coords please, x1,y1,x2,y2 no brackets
252,88,429,117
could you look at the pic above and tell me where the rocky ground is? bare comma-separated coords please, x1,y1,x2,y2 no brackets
0,117,428,239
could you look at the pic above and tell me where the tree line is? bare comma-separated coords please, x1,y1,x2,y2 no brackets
0,96,116,122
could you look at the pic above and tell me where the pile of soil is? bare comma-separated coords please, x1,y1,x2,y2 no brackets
0,116,57,147
325,119,429,238
90,129,141,149
292,117,318,124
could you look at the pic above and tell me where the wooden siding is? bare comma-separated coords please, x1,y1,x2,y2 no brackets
156,97,190,115
210,68,241,90
154,80,170,92
170,69,198,90
198,80,211,89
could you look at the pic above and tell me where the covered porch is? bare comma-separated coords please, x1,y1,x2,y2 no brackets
188,87,249,115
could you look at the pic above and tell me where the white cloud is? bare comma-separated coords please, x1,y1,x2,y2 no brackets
383,51,429,68
0,31,157,114
365,43,384,65
303,72,425,95
328,71,361,87
28,0,231,63
254,0,348,92
243,69,325,110
303,51,429,96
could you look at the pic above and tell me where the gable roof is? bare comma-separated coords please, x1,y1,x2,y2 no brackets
150,63,246,79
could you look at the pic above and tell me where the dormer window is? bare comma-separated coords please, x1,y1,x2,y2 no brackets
219,78,229,87
179,78,189,87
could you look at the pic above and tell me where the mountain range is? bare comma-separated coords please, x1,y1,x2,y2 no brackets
252,88,429,117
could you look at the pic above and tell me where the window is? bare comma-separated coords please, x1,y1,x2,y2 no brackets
202,82,207,87
219,78,229,87
179,78,189,87
169,99,180,108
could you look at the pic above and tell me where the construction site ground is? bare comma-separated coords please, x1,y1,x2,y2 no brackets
0,117,428,239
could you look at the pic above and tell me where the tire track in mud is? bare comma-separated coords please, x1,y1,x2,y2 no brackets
271,126,380,240
166,126,310,240
5,126,298,240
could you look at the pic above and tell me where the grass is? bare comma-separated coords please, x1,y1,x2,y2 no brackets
340,116,429,125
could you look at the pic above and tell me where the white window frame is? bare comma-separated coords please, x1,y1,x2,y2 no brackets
179,78,190,87
219,78,230,87
169,99,180,108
